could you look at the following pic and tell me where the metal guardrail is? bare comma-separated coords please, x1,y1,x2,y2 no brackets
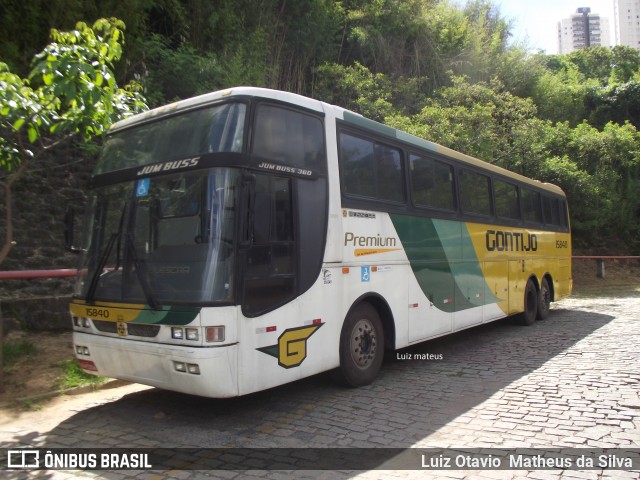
0,268,79,389
0,269,78,280
572,256,640,279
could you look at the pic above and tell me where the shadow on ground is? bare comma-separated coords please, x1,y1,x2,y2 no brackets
2,304,615,479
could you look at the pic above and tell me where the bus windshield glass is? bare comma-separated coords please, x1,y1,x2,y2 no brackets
75,168,238,305
96,102,246,175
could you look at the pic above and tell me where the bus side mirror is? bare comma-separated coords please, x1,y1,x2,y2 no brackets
64,206,82,254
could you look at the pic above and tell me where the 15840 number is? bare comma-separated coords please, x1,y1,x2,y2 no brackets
85,308,110,319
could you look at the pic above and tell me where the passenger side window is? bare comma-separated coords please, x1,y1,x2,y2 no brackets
458,169,492,216
410,154,455,211
559,200,569,229
494,179,521,220
253,105,326,172
543,196,563,227
522,188,542,224
339,132,404,203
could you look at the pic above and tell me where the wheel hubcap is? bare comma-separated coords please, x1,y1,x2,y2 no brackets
541,286,550,312
351,319,377,368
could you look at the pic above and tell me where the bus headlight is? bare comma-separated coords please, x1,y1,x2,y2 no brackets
185,328,199,341
171,327,184,340
187,364,200,375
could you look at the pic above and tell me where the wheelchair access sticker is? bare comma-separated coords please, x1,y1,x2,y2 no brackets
361,266,371,282
136,178,150,197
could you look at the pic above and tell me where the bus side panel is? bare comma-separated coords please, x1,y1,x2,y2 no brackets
236,268,350,396
465,223,572,316
407,262,453,343
482,260,510,322
556,234,573,299
341,209,411,348
508,259,526,315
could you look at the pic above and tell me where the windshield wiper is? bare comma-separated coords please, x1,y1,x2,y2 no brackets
85,200,129,305
125,234,161,310
85,232,118,305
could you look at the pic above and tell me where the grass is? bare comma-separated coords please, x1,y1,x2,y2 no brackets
57,358,107,390
3,339,37,366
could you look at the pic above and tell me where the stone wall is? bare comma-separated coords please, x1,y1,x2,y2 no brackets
0,144,97,302
0,140,96,329
1,296,72,332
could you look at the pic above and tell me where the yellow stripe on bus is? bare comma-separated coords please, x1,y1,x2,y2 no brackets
70,300,145,322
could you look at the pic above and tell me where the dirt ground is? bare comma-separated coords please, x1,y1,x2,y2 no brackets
0,330,79,408
1,258,639,409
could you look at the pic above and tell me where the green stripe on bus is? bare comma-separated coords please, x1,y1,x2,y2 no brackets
133,306,201,325
390,215,500,312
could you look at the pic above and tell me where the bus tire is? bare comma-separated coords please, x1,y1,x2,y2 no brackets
520,279,538,326
537,277,551,320
334,302,384,387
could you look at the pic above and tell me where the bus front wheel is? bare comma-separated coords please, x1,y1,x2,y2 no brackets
334,302,384,387
520,279,538,326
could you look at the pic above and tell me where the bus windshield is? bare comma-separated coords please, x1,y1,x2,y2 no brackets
96,102,246,175
75,168,238,305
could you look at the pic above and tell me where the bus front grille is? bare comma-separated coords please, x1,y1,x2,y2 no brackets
93,320,160,338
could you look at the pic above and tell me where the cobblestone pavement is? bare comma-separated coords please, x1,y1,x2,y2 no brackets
1,290,639,479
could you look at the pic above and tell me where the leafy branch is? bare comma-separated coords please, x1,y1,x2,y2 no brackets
0,18,147,265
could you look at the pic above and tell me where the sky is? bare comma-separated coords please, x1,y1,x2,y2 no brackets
494,0,616,54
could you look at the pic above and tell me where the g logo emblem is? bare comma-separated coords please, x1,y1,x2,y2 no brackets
258,324,323,368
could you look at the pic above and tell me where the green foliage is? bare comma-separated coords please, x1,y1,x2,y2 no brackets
57,358,106,389
0,18,147,172
587,81,640,130
532,62,592,125
314,62,396,121
386,77,542,170
139,34,223,107
0,18,148,266
3,339,37,366
0,1,639,252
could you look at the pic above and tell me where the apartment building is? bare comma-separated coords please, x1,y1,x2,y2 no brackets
557,7,611,54
615,0,640,48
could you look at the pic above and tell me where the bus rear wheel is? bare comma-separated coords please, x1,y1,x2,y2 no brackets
520,279,538,326
537,277,551,320
334,302,384,387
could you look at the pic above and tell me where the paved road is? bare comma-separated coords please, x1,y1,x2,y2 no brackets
1,291,639,479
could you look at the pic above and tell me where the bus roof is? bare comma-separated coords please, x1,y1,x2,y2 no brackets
108,87,325,133
336,110,566,197
109,87,565,197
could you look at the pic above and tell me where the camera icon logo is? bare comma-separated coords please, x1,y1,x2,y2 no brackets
7,450,40,469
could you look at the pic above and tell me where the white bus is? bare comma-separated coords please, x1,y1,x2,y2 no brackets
68,87,572,397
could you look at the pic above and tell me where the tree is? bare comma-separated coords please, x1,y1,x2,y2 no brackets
0,18,147,265
386,76,542,171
